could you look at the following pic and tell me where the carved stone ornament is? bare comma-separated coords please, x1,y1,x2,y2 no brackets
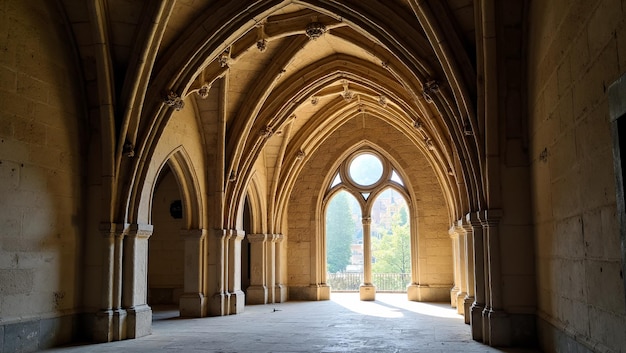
425,137,435,151
296,150,306,160
378,95,388,107
423,80,439,103
229,170,237,182
257,38,267,52
341,81,354,102
164,91,185,111
123,141,135,158
413,118,424,130
259,126,273,138
305,22,326,40
218,49,231,67
311,96,319,106
463,120,473,135
197,82,211,99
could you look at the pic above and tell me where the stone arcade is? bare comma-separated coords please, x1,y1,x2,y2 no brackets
1,1,625,352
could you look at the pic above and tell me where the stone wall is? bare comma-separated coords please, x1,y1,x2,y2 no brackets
0,1,85,350
527,0,626,351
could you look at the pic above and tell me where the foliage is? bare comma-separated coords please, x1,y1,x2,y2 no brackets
372,205,411,274
326,191,356,273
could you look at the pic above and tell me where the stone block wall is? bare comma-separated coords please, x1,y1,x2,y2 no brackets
0,1,85,350
527,0,626,351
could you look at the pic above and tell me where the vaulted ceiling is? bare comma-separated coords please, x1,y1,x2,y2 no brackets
56,0,521,228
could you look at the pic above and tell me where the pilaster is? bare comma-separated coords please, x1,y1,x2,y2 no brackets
228,229,245,314
246,234,268,304
93,223,125,343
179,229,207,317
124,223,153,339
273,234,288,302
480,209,511,346
455,222,468,316
468,212,485,341
449,226,460,308
462,218,475,324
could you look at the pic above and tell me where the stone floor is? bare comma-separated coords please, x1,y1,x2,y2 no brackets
44,293,541,352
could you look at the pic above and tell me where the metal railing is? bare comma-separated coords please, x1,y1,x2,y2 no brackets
326,272,411,292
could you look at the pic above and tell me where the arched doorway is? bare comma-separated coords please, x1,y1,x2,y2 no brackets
148,164,184,309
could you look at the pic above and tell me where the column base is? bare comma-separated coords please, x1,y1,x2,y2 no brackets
229,290,245,314
93,310,114,343
126,304,151,339
463,295,475,324
470,302,484,341
407,284,451,302
209,291,227,316
486,308,511,347
246,285,268,305
274,284,287,303
179,293,206,317
112,309,127,341
456,291,467,315
359,284,376,301
450,286,459,308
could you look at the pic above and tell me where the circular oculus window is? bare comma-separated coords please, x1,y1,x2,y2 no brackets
348,153,384,187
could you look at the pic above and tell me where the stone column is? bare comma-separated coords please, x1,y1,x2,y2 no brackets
246,234,268,304
266,234,277,303
94,223,124,342
123,223,153,339
227,230,245,314
112,227,126,340
482,209,510,346
449,226,460,308
462,217,475,324
455,222,468,316
179,229,207,317
274,234,287,302
208,229,228,316
469,212,486,341
360,216,375,301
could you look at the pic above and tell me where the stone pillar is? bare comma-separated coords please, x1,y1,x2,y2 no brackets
227,230,245,314
93,223,124,342
179,229,207,317
449,226,460,308
123,224,153,339
407,214,420,301
246,234,268,304
112,227,127,340
266,234,276,303
360,216,375,301
455,222,468,316
208,229,228,316
482,209,510,346
469,212,486,341
462,217,475,324
274,234,287,302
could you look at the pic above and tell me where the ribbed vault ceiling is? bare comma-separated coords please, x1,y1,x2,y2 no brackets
58,0,480,228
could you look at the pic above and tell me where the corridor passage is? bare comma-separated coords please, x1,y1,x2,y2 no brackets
44,294,539,352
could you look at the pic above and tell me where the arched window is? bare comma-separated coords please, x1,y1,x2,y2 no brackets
324,149,410,300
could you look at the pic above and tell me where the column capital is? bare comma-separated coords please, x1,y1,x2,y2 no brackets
99,222,125,237
230,229,245,241
271,234,284,243
247,233,267,243
479,208,503,226
180,228,207,239
362,216,372,225
127,223,153,239
466,212,482,227
448,225,459,238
